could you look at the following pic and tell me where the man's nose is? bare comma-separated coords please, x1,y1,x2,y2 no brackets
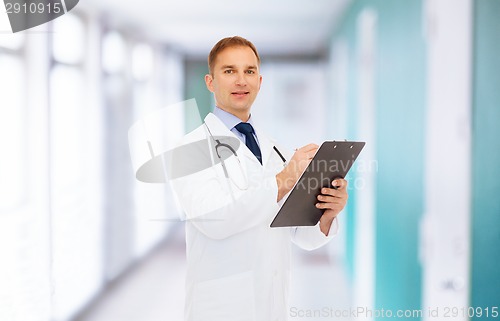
235,72,247,86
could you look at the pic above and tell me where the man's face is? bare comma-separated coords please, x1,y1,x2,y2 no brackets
205,46,262,121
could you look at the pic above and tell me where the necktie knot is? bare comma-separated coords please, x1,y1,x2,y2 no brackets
235,122,255,135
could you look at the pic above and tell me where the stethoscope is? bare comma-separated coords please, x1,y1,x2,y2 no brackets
204,122,287,191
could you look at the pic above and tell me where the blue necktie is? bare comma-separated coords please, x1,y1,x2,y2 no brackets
235,122,262,164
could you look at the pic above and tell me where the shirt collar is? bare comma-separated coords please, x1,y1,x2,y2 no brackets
212,106,256,131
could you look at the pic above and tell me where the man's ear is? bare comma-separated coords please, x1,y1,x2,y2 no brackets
205,74,214,92
258,74,263,90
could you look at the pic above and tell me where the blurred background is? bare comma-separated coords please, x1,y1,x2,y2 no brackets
1,0,499,320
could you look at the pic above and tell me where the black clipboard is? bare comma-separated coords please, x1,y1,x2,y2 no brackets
270,141,365,227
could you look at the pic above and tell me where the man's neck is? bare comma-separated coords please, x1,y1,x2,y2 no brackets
235,113,250,122
217,107,250,122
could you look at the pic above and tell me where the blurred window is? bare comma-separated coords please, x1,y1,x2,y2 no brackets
0,24,51,321
52,13,85,65
50,13,86,214
50,13,103,321
131,41,167,255
132,43,154,82
50,65,85,190
102,31,127,74
0,33,24,51
0,49,25,212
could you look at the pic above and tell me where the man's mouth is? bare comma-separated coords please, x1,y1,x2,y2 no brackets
232,91,249,97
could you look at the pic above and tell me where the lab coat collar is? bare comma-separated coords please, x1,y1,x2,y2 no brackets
204,113,276,168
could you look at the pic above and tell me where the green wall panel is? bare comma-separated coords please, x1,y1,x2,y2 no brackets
338,1,361,280
471,0,500,315
184,60,213,133
330,0,425,318
331,0,368,283
374,0,425,316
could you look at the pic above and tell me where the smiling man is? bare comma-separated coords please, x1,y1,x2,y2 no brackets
171,36,348,321
205,42,262,121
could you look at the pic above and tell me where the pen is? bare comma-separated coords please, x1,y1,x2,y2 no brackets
273,146,287,166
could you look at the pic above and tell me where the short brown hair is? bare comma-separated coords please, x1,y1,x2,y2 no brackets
208,36,261,74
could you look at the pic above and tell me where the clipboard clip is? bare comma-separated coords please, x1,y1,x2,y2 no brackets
333,139,355,149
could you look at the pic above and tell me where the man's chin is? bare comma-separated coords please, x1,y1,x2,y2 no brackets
222,105,251,117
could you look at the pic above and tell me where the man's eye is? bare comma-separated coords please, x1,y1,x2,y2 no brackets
224,70,233,74
246,70,255,74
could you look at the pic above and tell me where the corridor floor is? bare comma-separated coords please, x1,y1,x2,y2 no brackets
75,226,352,321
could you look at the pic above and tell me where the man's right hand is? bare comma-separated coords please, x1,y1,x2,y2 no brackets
276,143,319,202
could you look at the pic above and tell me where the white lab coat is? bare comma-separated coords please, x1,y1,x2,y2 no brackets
170,113,337,321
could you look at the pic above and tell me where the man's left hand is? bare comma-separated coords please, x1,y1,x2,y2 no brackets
316,179,348,236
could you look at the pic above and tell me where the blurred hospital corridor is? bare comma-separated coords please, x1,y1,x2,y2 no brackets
1,0,500,320
73,226,351,321
74,225,188,321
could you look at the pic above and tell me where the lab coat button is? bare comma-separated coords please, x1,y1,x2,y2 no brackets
273,270,278,277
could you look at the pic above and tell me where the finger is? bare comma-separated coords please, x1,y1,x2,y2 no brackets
315,202,343,210
319,196,343,207
317,202,344,211
317,195,337,203
321,187,345,197
306,150,317,159
300,143,319,152
296,150,316,162
332,179,348,190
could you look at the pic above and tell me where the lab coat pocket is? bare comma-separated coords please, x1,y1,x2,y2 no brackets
192,271,256,321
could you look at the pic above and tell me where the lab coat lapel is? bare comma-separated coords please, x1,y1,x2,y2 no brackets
204,113,258,165
254,128,275,168
205,113,275,168
204,113,231,135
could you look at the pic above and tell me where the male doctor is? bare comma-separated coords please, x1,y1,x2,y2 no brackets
170,36,348,321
